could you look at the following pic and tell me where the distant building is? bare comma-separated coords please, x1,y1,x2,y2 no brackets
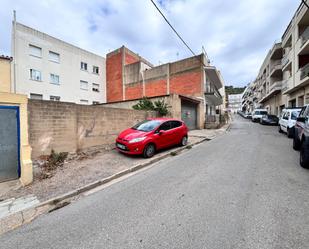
12,22,106,104
228,93,243,113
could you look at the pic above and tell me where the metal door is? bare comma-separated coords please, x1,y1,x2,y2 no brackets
181,100,197,130
0,106,20,182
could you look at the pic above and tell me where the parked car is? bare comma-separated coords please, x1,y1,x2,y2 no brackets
260,114,279,125
116,118,188,158
278,108,301,138
293,105,309,168
252,109,268,122
245,112,252,119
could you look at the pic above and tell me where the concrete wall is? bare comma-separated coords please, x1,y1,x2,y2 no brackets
13,22,106,104
28,100,157,159
0,57,11,93
103,94,205,129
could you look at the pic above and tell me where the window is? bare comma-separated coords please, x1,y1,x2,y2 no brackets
50,95,60,101
30,93,43,100
93,101,100,105
80,99,89,104
30,69,42,81
81,62,88,71
159,121,172,131
80,80,88,90
171,121,182,129
93,66,99,74
92,83,100,92
29,44,42,57
50,74,60,85
49,51,60,63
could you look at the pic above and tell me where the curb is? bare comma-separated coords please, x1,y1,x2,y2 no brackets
0,124,230,235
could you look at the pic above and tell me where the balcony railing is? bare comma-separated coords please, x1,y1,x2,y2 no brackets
300,63,309,80
270,60,282,74
269,81,282,92
301,26,309,47
281,79,289,92
282,49,291,68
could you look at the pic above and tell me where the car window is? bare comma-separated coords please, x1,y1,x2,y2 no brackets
304,106,309,118
159,121,172,131
171,121,182,129
283,112,289,120
291,111,300,120
260,111,267,115
132,120,162,132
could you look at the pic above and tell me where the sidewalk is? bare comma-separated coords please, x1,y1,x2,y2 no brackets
0,124,230,234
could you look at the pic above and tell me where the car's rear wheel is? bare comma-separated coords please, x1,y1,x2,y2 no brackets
300,141,309,169
143,144,156,158
287,127,294,138
180,136,188,146
278,125,282,133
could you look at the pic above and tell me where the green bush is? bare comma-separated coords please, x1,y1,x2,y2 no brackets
132,97,170,116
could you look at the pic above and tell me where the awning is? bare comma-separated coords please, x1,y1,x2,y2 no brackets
204,66,223,89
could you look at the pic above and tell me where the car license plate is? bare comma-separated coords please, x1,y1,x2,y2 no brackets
117,143,126,150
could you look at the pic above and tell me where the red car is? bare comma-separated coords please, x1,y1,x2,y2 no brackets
116,118,188,158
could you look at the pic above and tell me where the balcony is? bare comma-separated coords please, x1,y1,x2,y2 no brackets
204,83,223,106
269,60,282,77
300,63,309,80
204,66,223,89
259,81,282,103
281,48,292,70
299,26,309,55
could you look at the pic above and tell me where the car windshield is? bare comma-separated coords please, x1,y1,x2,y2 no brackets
132,120,162,132
260,111,268,115
291,111,300,120
268,115,277,120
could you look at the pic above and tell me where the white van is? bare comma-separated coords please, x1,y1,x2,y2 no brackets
252,109,268,122
278,108,302,138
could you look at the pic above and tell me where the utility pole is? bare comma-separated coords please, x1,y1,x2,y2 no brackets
13,10,17,93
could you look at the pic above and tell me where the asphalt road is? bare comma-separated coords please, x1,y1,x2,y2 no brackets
1,116,309,249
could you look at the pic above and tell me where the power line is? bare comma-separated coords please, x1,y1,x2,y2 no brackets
302,0,309,9
149,0,196,57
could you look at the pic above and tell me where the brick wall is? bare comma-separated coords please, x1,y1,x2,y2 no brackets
170,70,202,97
106,50,123,102
125,82,143,100
28,100,156,159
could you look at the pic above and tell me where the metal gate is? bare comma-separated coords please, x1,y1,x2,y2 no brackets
0,106,20,182
181,100,197,130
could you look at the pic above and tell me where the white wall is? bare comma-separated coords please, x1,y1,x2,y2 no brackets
12,22,106,104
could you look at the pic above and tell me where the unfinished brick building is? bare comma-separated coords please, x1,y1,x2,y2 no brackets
106,46,224,129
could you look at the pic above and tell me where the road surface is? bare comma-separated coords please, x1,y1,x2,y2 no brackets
1,116,309,249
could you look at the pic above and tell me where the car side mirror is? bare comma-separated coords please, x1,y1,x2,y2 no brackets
158,130,165,135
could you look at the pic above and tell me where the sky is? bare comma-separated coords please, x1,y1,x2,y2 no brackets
0,0,301,87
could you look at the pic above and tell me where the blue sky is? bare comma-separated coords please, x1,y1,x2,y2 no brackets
0,0,301,87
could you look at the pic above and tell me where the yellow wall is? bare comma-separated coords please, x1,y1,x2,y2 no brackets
0,58,11,93
0,92,33,185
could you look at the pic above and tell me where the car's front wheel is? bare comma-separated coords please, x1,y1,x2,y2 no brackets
300,141,309,169
287,127,294,138
180,136,188,146
278,125,282,133
143,144,156,158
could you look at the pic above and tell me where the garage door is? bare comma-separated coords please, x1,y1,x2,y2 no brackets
0,106,20,182
181,100,197,130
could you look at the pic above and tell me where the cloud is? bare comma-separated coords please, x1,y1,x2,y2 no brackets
0,0,300,86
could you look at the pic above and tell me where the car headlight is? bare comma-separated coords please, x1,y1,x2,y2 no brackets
128,137,146,144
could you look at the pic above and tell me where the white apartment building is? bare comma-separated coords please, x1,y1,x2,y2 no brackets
243,3,309,115
12,22,106,104
228,93,243,113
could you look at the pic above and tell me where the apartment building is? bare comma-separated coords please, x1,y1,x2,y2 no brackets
12,22,106,104
243,3,309,115
106,46,224,128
